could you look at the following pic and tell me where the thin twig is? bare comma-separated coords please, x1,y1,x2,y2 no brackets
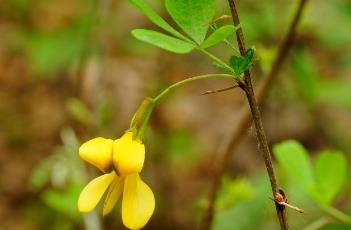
200,0,308,229
202,85,239,95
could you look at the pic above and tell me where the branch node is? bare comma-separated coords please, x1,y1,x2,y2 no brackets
272,189,304,214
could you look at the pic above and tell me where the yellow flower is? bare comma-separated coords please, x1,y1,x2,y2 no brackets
112,132,145,175
78,132,155,230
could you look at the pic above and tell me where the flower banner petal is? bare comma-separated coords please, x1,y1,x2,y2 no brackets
113,132,145,175
79,137,114,172
103,176,124,216
122,173,155,230
78,172,115,212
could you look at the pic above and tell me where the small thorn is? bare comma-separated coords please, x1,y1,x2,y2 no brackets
280,202,305,213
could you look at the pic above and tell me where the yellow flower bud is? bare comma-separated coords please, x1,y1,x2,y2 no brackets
113,132,145,175
79,137,114,172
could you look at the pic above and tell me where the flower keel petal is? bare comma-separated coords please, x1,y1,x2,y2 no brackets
78,172,115,212
103,176,124,216
122,173,155,230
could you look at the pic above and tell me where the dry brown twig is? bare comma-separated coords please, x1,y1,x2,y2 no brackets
202,85,239,95
200,0,309,229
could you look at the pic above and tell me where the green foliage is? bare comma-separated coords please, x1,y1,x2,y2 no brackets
166,130,198,163
216,177,255,211
132,29,195,53
96,100,114,129
312,150,347,205
42,183,81,220
201,25,237,49
292,49,319,103
66,98,92,125
273,140,348,207
214,174,278,230
26,11,91,77
229,47,255,76
165,0,215,44
273,140,314,192
320,224,351,230
293,50,351,108
29,156,56,191
29,127,86,222
316,81,351,107
128,0,186,40
27,30,85,75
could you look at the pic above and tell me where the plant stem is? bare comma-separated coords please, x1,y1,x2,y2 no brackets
196,47,235,74
201,0,308,229
134,73,234,141
303,217,330,230
152,74,234,103
321,206,351,224
209,25,239,53
228,0,288,229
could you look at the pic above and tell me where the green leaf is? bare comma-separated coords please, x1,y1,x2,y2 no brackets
273,140,315,193
128,0,187,40
201,25,237,49
229,47,255,75
230,56,244,74
312,150,347,205
165,0,215,44
132,29,195,53
244,48,255,62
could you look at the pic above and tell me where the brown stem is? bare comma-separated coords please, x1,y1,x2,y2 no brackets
242,80,288,230
228,1,288,228
200,0,308,229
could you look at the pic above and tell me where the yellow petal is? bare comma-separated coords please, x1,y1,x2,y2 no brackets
103,176,124,216
78,172,115,212
113,132,145,175
79,137,113,172
122,174,155,230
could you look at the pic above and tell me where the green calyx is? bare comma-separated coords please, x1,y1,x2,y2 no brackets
129,97,155,140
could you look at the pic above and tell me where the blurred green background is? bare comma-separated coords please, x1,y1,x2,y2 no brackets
0,0,351,229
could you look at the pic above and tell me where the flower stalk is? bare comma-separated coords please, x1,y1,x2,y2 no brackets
152,73,234,103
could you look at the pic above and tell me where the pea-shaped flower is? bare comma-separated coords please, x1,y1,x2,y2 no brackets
78,132,155,230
